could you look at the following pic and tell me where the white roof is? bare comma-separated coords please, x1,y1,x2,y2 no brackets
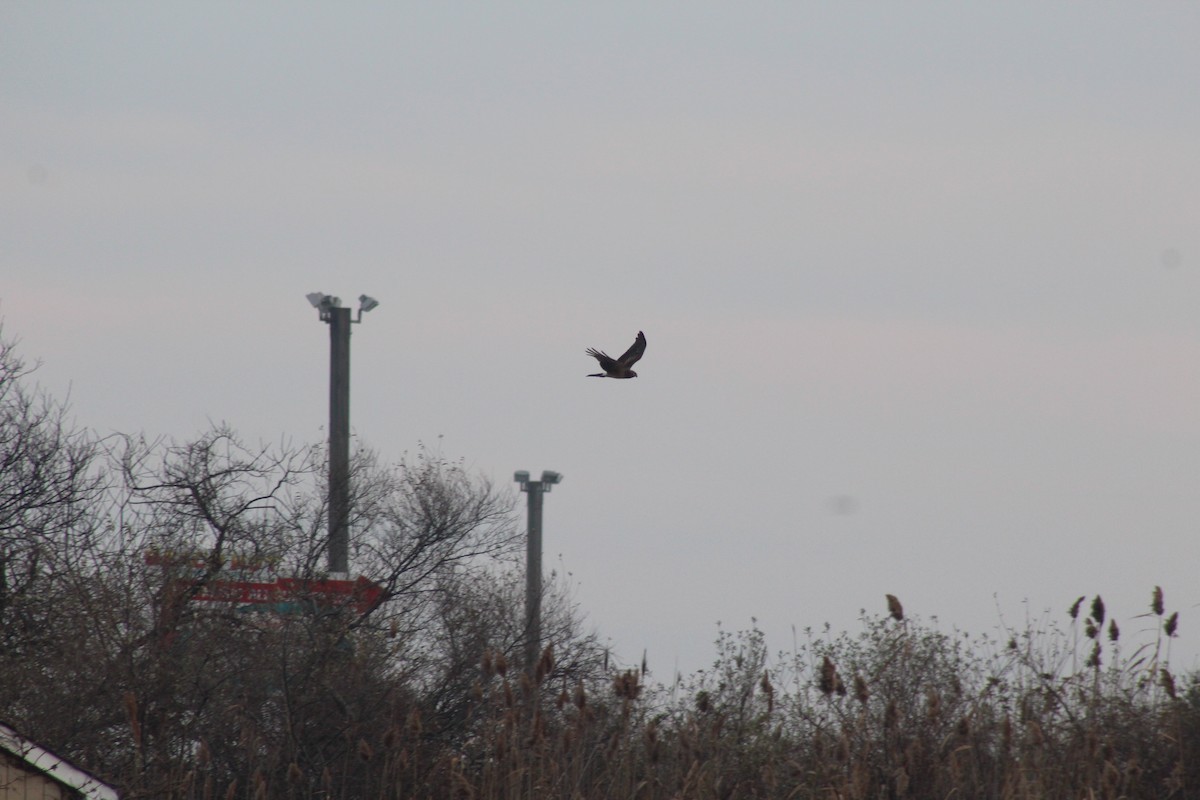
0,722,119,800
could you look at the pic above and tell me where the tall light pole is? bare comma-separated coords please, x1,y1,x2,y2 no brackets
307,292,380,575
514,470,562,672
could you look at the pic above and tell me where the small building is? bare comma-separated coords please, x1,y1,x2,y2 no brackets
0,722,118,800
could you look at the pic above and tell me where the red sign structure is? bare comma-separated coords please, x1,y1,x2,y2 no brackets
144,550,384,615
192,576,384,614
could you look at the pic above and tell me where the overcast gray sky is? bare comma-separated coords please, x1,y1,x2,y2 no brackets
4,3,1199,677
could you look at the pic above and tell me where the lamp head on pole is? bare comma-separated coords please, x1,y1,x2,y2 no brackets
306,292,343,322
355,294,380,322
307,292,377,323
514,469,562,493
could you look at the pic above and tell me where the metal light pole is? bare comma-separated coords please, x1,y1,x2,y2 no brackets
514,470,562,672
307,292,380,575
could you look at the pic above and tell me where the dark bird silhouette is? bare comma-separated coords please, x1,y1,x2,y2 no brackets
586,331,646,378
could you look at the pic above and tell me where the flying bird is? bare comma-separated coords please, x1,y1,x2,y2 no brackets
586,331,646,378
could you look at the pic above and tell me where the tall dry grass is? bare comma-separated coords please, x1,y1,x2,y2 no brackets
129,587,1199,799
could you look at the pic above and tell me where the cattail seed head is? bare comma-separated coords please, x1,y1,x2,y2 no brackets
926,689,941,722
1091,595,1105,625
613,669,641,701
1068,596,1085,620
854,674,869,704
1165,611,1179,637
819,656,838,696
1161,668,1177,699
1152,586,1165,616
760,671,774,713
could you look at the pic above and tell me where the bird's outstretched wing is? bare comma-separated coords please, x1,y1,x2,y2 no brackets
617,331,646,367
585,348,619,372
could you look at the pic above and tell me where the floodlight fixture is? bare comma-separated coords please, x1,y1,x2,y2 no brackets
514,470,561,492
307,292,376,323
306,292,346,321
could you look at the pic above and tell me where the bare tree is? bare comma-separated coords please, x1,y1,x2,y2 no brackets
348,444,520,630
0,328,608,798
0,329,103,662
87,430,530,795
